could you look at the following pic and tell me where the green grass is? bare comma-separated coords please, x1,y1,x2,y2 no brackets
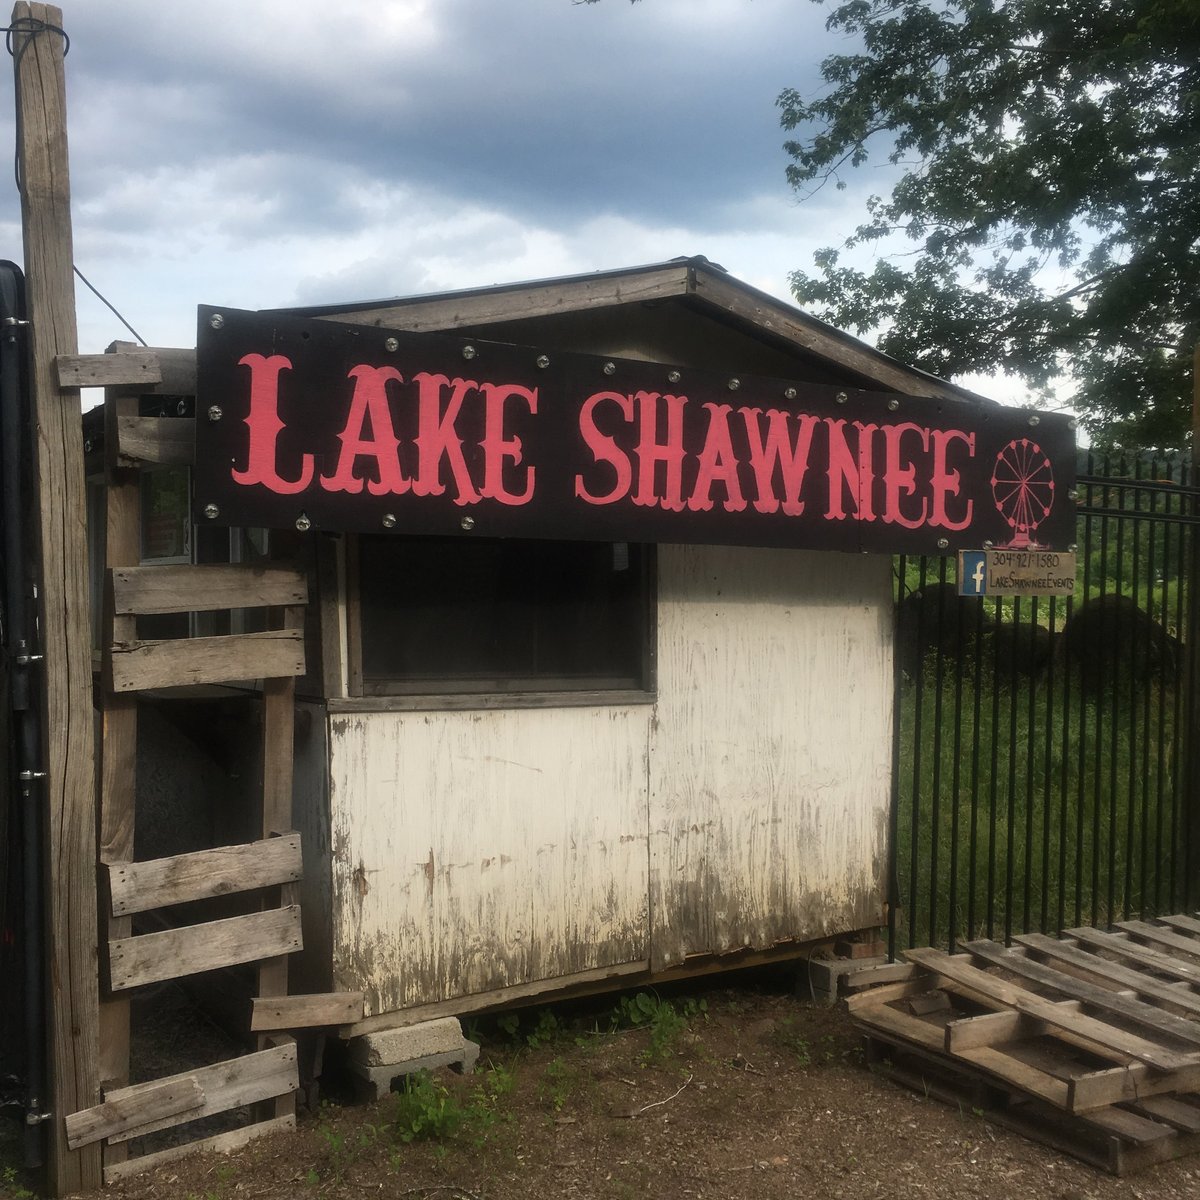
894,647,1192,949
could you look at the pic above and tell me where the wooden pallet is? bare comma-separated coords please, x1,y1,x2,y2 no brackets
66,351,361,1182
848,916,1200,1176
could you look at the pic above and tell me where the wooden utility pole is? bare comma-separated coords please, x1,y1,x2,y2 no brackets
12,3,102,1191
1190,343,1200,912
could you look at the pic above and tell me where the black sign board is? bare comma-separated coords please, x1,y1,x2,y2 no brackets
194,305,1076,554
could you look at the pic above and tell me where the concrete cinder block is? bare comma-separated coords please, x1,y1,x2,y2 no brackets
804,954,890,1005
349,1041,481,1101
351,1016,467,1067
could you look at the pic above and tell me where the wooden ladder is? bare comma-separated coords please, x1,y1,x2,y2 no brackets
66,348,310,1182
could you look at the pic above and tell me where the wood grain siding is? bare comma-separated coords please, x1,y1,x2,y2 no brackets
648,545,892,970
328,708,651,1013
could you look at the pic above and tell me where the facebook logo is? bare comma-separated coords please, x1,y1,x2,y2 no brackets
958,551,987,596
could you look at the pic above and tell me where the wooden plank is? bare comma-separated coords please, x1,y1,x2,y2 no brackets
258,680,298,1121
1015,933,1200,1018
1064,927,1200,984
107,906,302,992
102,1043,297,1145
64,1077,203,1151
111,563,307,616
839,961,918,993
54,351,161,390
1114,920,1200,961
250,992,365,1032
945,1001,1086,1052
1129,1095,1200,1134
105,835,302,916
13,5,102,1189
102,1114,295,1184
97,395,141,1167
904,948,1200,1072
1069,1061,1200,1113
316,534,347,697
844,975,941,1012
106,628,305,692
1085,1106,1174,1146
962,940,1200,1048
315,262,692,336
690,266,969,401
1155,914,1200,939
115,415,194,466
108,341,197,395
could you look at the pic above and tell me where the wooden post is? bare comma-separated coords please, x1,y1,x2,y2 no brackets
1188,344,1200,911
12,4,102,1191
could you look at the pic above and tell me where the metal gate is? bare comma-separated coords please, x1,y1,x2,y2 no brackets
889,452,1200,954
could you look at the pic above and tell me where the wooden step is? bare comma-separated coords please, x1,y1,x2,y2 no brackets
65,1077,204,1150
98,1041,298,1183
104,834,302,917
106,905,302,992
105,629,305,692
109,563,307,616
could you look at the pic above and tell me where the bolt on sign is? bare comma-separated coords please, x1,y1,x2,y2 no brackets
193,306,1077,554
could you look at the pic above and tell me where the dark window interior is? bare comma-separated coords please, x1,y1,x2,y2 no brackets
356,536,653,695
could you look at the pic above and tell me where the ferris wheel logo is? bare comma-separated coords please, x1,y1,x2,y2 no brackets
991,439,1055,548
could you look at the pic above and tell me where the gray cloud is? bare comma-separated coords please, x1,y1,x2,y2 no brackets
0,0,859,352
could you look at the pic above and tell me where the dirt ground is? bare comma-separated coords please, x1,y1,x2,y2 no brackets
7,970,1200,1200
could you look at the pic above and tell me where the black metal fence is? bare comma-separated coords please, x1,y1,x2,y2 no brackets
889,453,1200,955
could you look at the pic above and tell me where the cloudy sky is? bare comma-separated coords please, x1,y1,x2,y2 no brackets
0,0,1022,401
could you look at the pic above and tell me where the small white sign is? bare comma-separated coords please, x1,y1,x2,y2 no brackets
957,550,1076,597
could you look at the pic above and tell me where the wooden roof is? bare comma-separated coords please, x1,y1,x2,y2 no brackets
277,257,992,406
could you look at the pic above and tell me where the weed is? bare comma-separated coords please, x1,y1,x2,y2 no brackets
611,991,700,1064
539,1056,578,1112
495,1006,564,1049
772,1018,812,1066
314,1103,349,1181
0,1165,35,1200
391,1072,466,1143
526,1008,562,1048
477,1059,516,1102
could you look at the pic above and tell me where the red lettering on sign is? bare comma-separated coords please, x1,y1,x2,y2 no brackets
231,354,314,495
412,373,480,505
575,390,634,505
826,420,878,522
632,392,687,512
882,422,930,529
929,428,974,530
319,365,408,496
741,407,817,515
688,403,747,513
479,382,537,505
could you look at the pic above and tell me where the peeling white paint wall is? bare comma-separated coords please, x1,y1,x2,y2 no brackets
649,545,893,970
328,545,892,1014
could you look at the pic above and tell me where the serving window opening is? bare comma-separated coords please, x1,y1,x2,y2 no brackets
349,535,655,702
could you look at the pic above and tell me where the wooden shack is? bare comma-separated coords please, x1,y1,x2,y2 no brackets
177,257,1074,1029
57,257,1077,1182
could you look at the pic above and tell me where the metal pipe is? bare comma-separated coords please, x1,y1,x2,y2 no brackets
0,261,46,1167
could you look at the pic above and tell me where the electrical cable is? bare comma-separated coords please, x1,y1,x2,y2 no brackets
72,266,149,347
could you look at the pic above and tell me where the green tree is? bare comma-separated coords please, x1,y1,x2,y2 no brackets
779,0,1200,449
